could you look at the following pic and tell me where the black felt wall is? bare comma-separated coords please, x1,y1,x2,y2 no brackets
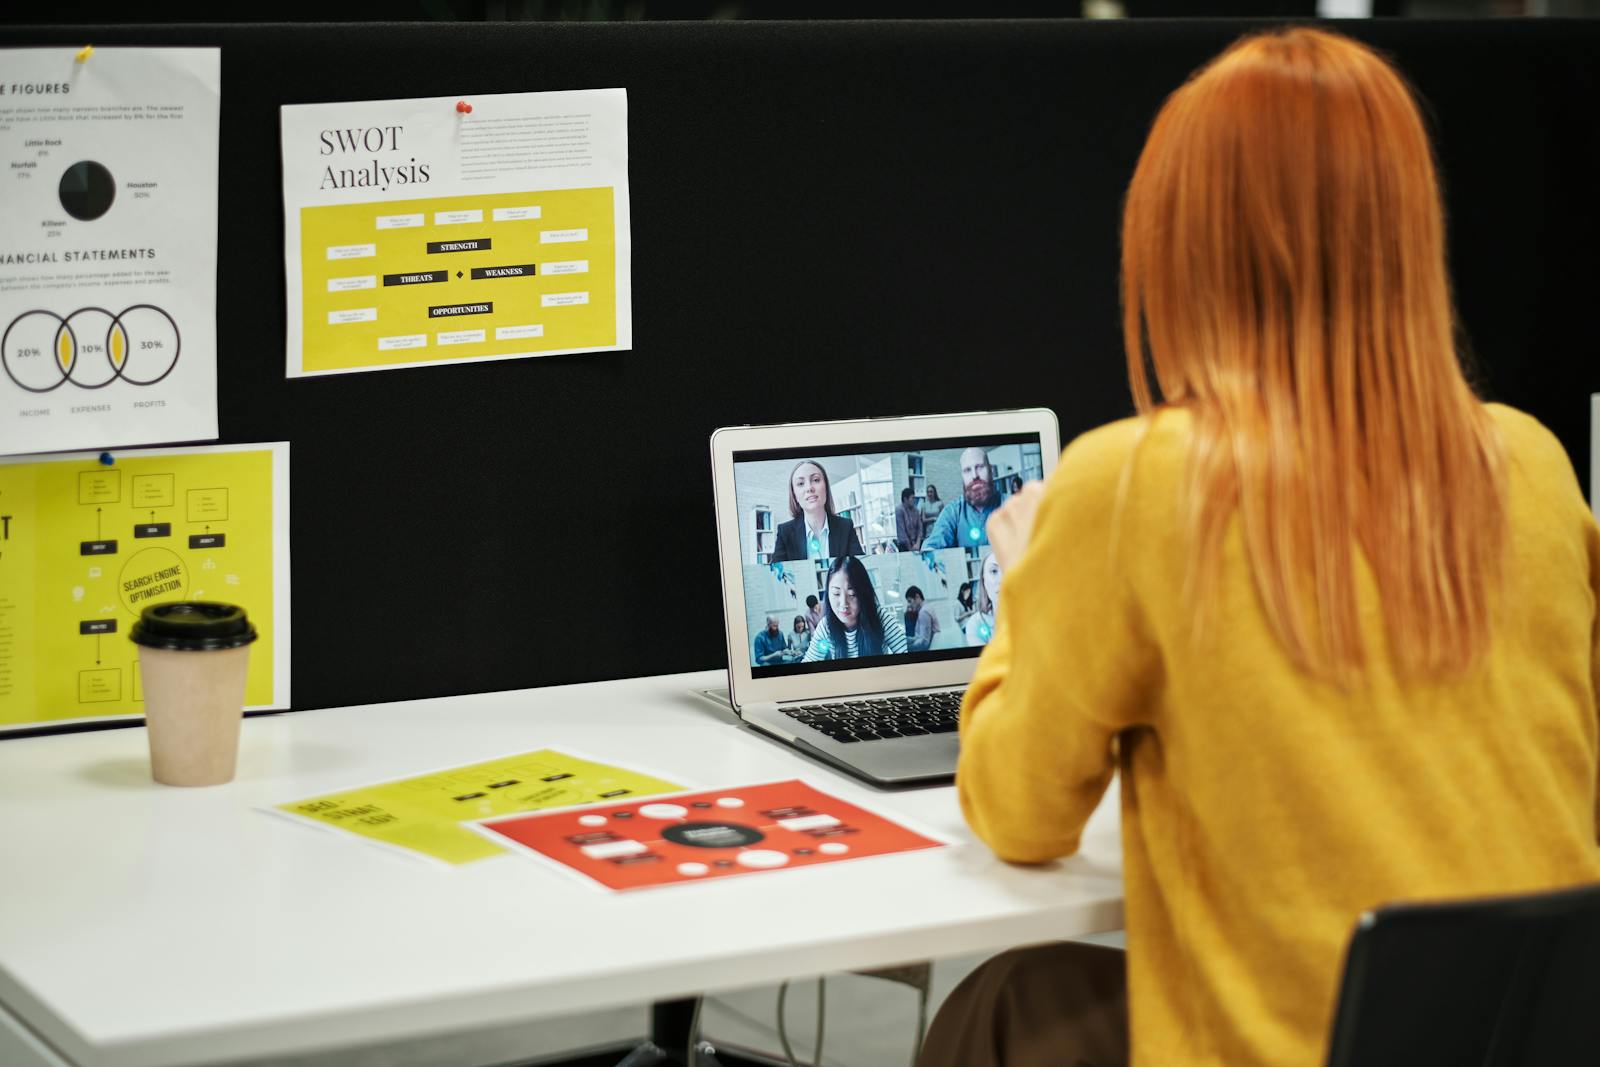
5,20,1597,713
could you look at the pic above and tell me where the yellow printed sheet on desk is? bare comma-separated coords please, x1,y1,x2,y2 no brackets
271,749,684,866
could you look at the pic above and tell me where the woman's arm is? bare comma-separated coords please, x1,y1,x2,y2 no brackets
1589,516,1600,845
770,521,799,563
802,622,829,662
843,523,865,557
922,506,956,550
958,425,1160,864
880,605,908,654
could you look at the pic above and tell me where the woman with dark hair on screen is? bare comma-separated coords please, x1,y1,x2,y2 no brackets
920,27,1600,1067
953,580,976,628
803,556,907,661
771,460,865,562
920,483,944,530
786,614,811,661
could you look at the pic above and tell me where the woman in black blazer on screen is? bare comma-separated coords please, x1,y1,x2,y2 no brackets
770,459,865,562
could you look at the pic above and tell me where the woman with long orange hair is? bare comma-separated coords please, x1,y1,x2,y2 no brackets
918,27,1600,1067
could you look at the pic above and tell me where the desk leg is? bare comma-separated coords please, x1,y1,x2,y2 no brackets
611,997,786,1066
613,998,720,1066
538,997,789,1067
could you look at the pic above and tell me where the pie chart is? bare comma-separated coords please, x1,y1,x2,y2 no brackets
59,161,116,222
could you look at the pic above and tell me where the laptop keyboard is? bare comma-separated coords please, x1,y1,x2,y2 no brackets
781,690,965,744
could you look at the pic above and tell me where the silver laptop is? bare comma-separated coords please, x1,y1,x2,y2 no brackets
710,409,1060,786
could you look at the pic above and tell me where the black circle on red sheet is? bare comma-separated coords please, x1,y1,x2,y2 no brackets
794,848,815,855
613,811,633,818
692,801,713,809
661,821,765,849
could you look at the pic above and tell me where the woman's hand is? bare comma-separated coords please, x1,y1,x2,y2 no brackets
987,481,1047,571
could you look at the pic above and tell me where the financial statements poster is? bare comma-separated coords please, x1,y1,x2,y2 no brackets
0,48,220,456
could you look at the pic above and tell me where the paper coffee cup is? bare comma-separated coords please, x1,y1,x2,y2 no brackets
130,602,258,787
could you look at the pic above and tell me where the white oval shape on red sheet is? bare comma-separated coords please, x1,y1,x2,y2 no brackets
639,803,689,820
736,850,789,869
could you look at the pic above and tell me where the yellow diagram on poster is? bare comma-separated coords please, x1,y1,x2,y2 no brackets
298,187,617,374
269,749,685,866
282,86,633,377
0,443,290,731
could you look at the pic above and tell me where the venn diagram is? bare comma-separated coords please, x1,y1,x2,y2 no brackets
1,304,181,392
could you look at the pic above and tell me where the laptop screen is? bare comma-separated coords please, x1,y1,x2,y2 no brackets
732,433,1046,678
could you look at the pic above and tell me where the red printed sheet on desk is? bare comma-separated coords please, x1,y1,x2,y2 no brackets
474,779,948,892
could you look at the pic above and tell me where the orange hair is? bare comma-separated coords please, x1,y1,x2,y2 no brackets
1121,27,1506,682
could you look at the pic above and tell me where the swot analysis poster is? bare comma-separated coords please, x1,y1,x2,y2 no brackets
280,88,632,377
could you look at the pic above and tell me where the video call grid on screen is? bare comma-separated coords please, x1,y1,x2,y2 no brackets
733,433,1044,679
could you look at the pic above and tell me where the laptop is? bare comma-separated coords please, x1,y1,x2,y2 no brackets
710,409,1060,786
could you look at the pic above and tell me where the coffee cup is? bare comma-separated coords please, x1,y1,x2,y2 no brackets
130,601,259,787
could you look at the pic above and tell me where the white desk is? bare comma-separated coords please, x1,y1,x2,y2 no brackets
0,670,1123,1067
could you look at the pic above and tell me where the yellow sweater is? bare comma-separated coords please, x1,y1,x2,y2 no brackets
958,403,1600,1066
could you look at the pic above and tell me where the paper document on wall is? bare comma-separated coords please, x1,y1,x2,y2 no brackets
267,749,684,866
0,47,221,456
0,442,290,733
281,88,631,377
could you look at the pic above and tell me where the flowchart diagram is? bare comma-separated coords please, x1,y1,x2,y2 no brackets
297,187,616,374
0,444,287,731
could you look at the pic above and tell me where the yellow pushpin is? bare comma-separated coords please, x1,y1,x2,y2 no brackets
75,45,94,63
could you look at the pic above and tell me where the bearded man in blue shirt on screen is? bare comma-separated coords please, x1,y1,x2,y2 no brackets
921,446,1002,550
753,615,790,665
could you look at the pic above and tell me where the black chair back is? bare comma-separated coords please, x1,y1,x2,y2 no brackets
1325,880,1600,1067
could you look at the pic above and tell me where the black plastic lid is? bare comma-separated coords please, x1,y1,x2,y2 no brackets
129,601,258,651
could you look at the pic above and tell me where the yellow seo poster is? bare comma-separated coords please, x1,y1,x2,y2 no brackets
0,443,290,732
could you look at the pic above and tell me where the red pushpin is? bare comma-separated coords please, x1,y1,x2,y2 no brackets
455,100,473,115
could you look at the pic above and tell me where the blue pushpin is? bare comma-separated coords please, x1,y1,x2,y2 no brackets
968,527,981,542
809,537,820,556
98,452,114,466
978,622,992,642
